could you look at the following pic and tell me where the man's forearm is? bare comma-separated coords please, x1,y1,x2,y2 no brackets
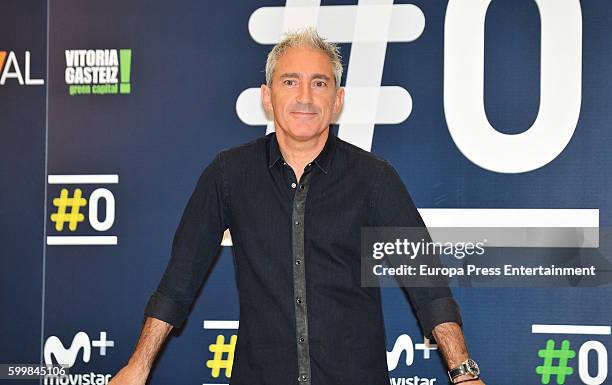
432,321,486,384
431,321,468,369
127,317,173,373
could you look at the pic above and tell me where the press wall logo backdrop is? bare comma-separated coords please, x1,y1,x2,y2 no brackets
15,1,607,385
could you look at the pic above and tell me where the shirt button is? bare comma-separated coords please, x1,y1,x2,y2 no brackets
298,336,305,343
299,185,305,190
295,259,302,265
296,297,302,304
299,374,308,382
291,182,297,188
295,220,300,225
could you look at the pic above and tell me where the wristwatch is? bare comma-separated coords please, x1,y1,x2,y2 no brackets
448,358,480,382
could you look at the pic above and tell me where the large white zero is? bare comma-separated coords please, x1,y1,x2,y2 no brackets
444,0,582,173
578,341,608,385
88,188,115,231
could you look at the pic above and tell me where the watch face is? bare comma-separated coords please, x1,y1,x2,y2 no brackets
466,359,480,375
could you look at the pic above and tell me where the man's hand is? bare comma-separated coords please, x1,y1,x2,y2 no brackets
451,373,486,385
452,379,486,385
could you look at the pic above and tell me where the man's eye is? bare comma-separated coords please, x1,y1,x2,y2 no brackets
283,79,296,86
314,81,327,87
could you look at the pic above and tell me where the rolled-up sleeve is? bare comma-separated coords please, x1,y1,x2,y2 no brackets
144,152,230,328
371,160,462,339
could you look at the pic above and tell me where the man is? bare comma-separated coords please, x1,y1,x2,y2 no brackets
109,28,484,385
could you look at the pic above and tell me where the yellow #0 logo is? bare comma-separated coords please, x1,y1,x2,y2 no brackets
47,174,118,246
51,187,114,232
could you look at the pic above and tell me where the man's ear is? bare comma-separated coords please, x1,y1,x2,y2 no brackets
333,87,345,115
261,84,273,113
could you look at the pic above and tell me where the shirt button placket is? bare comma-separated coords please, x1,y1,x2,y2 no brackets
292,170,312,385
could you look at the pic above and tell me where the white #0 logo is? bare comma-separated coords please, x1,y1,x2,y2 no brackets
238,0,582,174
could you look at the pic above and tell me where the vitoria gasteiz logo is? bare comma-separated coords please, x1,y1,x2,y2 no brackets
64,49,132,96
0,50,44,85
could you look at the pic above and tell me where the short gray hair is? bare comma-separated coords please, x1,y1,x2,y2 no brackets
265,27,343,89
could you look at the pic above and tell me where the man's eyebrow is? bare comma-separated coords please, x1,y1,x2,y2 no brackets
279,72,300,79
311,73,331,81
278,73,331,81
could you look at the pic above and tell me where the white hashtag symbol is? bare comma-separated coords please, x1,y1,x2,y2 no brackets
236,0,424,151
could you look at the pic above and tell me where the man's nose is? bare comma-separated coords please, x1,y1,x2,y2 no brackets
296,82,313,104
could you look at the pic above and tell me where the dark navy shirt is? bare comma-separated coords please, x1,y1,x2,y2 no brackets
144,130,462,385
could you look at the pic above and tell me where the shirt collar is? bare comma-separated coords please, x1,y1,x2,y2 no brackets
267,129,336,174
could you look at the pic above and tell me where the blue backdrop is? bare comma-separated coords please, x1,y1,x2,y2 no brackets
1,1,610,384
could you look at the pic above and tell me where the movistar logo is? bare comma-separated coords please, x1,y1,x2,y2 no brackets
44,331,91,368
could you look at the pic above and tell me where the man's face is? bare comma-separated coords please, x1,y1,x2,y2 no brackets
261,46,344,140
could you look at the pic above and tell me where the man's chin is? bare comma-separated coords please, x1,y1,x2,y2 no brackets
284,126,327,141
